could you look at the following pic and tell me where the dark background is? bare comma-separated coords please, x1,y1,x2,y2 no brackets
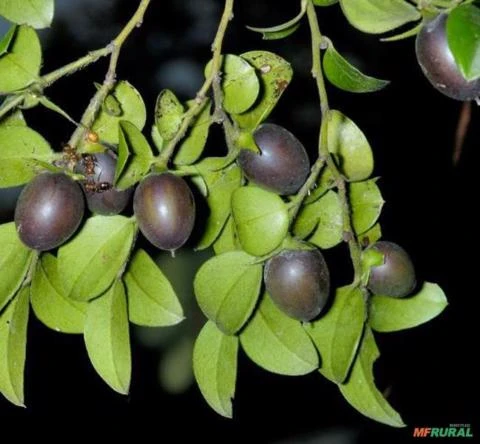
0,1,476,442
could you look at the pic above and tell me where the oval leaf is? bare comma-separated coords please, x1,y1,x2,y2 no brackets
314,0,339,5
0,25,41,93
235,51,293,130
350,179,384,235
124,249,183,327
0,222,33,311
447,4,480,81
339,327,405,427
194,251,262,335
306,286,365,383
240,293,319,376
0,109,26,127
58,215,135,302
327,110,374,181
339,0,421,34
90,81,146,146
0,125,54,187
84,280,131,394
31,254,87,334
205,54,260,114
213,217,239,255
323,42,389,93
196,163,242,250
193,321,238,418
174,99,212,165
0,0,54,29
369,282,448,333
115,120,154,190
0,286,29,407
232,186,289,256
155,89,184,142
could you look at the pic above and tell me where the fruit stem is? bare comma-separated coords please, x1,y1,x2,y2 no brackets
66,0,152,151
305,0,363,285
155,0,236,169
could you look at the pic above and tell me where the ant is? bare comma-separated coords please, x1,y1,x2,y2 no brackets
81,153,97,177
84,180,112,194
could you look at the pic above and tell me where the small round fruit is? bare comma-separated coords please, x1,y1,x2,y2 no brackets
415,13,480,101
76,151,132,215
134,173,195,251
367,241,416,298
15,173,85,251
238,123,310,195
264,249,330,322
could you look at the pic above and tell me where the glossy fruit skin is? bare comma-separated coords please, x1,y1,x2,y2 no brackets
134,173,195,251
367,241,416,298
76,151,132,215
238,123,310,195
264,249,330,322
15,173,85,251
415,13,480,101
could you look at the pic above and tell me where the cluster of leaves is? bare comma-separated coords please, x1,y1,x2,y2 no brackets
0,0,463,429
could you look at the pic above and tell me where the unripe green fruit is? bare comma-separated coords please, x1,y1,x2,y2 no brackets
238,123,310,195
134,173,195,252
367,241,416,298
264,249,330,322
415,13,480,101
14,173,85,251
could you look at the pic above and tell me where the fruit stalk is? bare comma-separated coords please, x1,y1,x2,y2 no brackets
305,0,363,284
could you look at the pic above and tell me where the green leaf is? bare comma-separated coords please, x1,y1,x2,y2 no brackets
193,321,238,418
0,286,29,407
0,0,54,28
339,327,405,427
194,251,262,335
205,54,260,114
246,0,307,40
369,282,448,333
173,99,212,165
196,163,242,250
154,89,184,142
115,120,154,190
232,186,289,256
57,215,135,302
339,0,421,34
31,254,87,334
234,51,293,130
314,0,339,6
0,222,33,312
306,286,365,383
350,179,384,235
323,42,389,93
327,110,374,181
0,125,54,187
0,109,26,127
0,26,15,55
304,167,335,204
84,280,131,394
0,25,41,93
380,22,422,42
38,96,78,125
294,190,343,249
240,293,319,376
124,249,183,327
447,4,480,81
90,81,146,145
213,217,239,255
357,223,382,247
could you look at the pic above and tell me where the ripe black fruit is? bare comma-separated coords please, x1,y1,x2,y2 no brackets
134,173,195,251
415,13,480,101
76,151,132,215
238,123,310,195
15,173,85,251
264,249,330,322
367,241,416,298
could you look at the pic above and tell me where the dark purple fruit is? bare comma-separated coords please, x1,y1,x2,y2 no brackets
367,241,416,298
76,151,132,215
15,173,85,251
238,123,310,195
415,13,480,101
134,173,195,252
264,249,330,322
